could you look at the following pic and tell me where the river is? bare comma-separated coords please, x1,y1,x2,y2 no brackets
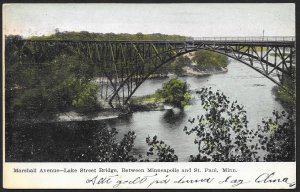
104,59,283,161
6,59,284,162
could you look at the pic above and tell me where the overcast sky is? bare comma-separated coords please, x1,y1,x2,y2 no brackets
3,3,295,37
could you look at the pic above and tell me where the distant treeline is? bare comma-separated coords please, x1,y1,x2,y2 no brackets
29,30,189,41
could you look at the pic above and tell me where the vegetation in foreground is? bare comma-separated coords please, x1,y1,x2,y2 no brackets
184,87,295,162
144,88,295,162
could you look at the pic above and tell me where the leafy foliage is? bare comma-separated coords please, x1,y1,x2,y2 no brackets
71,127,137,162
257,110,295,161
273,66,296,111
5,120,138,162
93,129,137,162
6,37,102,118
156,78,191,109
29,31,187,41
140,135,178,162
71,80,100,113
184,87,295,162
184,87,259,162
192,50,229,71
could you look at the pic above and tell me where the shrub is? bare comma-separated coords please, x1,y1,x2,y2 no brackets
71,80,101,113
156,78,191,109
140,135,178,162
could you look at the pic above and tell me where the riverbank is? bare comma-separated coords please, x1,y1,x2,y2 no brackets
7,108,128,124
9,66,228,123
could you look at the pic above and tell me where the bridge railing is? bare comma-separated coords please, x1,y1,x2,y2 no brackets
192,36,295,42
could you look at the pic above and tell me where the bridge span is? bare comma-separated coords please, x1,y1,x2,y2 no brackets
7,36,295,108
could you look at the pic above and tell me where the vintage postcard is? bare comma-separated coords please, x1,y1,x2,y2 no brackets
3,3,296,189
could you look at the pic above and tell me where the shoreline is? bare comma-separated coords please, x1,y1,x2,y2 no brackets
9,67,228,123
127,67,228,113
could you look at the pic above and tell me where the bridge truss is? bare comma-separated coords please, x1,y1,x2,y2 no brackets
6,37,295,108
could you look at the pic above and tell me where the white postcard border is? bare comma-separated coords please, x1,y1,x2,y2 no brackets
3,162,296,189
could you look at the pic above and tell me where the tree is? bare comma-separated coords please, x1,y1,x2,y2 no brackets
183,87,295,162
5,38,102,118
192,50,229,71
69,126,137,162
184,87,259,162
258,110,295,161
136,32,144,40
140,135,178,162
156,78,191,109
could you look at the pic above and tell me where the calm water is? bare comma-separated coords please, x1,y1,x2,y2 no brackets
6,59,283,162
105,59,283,161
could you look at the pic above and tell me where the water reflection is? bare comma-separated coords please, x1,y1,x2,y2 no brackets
161,109,186,126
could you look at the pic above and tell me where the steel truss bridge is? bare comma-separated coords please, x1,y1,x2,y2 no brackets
10,36,295,108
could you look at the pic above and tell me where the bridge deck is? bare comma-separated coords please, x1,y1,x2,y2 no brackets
20,36,295,47
7,36,296,107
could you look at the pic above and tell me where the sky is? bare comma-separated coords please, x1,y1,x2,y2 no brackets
3,3,295,38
